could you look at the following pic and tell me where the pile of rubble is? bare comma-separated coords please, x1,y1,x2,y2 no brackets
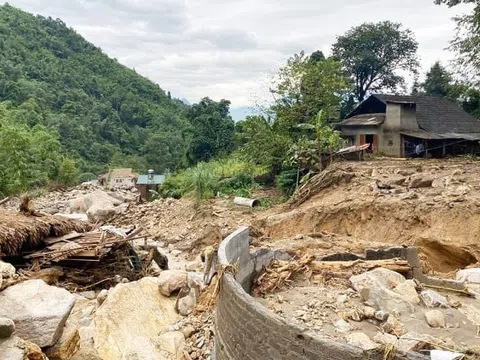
257,257,480,358
0,184,138,220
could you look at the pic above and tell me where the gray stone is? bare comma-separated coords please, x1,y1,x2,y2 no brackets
345,332,378,351
425,310,445,328
0,317,15,338
456,268,480,284
375,311,389,322
394,280,420,304
350,269,414,315
420,290,449,308
334,319,353,333
0,280,75,347
0,336,47,360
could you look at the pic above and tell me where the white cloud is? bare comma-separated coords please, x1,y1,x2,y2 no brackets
6,0,473,109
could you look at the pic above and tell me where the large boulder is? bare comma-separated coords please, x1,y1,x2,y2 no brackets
86,202,116,222
350,268,415,315
93,277,181,359
0,336,48,360
83,190,122,209
158,270,188,297
0,279,75,347
457,268,480,284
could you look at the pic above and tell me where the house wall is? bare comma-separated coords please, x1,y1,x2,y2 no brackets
379,131,403,157
400,105,418,131
109,177,136,188
383,103,402,131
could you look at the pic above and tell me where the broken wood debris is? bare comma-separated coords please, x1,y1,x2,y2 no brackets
23,227,143,266
253,254,412,296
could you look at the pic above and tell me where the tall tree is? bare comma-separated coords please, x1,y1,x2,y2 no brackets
270,51,349,132
332,21,419,102
435,0,480,77
422,62,453,97
185,98,235,165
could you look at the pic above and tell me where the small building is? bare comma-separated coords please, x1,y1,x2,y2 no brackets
337,94,480,157
100,168,138,189
136,170,166,200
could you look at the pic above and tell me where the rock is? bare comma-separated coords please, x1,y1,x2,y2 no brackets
397,332,434,353
409,177,434,188
0,317,15,339
0,261,15,278
86,202,116,222
0,279,75,347
362,306,376,319
351,268,406,291
375,311,389,322
175,286,199,316
93,277,181,360
350,269,414,315
96,289,108,305
345,333,378,351
381,315,406,336
334,319,353,333
181,325,195,338
83,190,122,209
456,268,480,284
394,280,420,304
157,331,186,359
425,310,446,328
158,270,188,297
373,332,398,346
336,294,348,304
68,198,87,214
78,291,96,300
0,336,48,360
45,327,80,360
420,290,449,308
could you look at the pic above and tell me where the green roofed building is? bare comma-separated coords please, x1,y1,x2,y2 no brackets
136,170,165,200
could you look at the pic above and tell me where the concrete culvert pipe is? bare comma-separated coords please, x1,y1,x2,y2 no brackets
233,197,260,207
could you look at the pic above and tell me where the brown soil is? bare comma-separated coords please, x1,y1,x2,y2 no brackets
255,158,480,273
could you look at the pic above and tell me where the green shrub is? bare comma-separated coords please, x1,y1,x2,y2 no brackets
78,172,97,183
276,168,298,196
160,158,267,201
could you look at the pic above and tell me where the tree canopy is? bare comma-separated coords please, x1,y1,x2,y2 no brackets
435,0,480,78
0,4,240,195
332,21,419,102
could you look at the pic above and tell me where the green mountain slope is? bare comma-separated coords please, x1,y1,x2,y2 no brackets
0,4,188,175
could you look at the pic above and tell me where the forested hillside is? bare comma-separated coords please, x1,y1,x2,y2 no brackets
0,4,197,192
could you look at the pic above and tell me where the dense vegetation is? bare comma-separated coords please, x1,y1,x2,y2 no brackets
2,2,480,200
0,4,235,196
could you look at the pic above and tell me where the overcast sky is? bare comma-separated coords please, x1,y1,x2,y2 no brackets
6,0,473,112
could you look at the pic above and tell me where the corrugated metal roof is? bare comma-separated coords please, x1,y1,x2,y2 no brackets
337,113,385,126
401,131,480,141
136,174,166,185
